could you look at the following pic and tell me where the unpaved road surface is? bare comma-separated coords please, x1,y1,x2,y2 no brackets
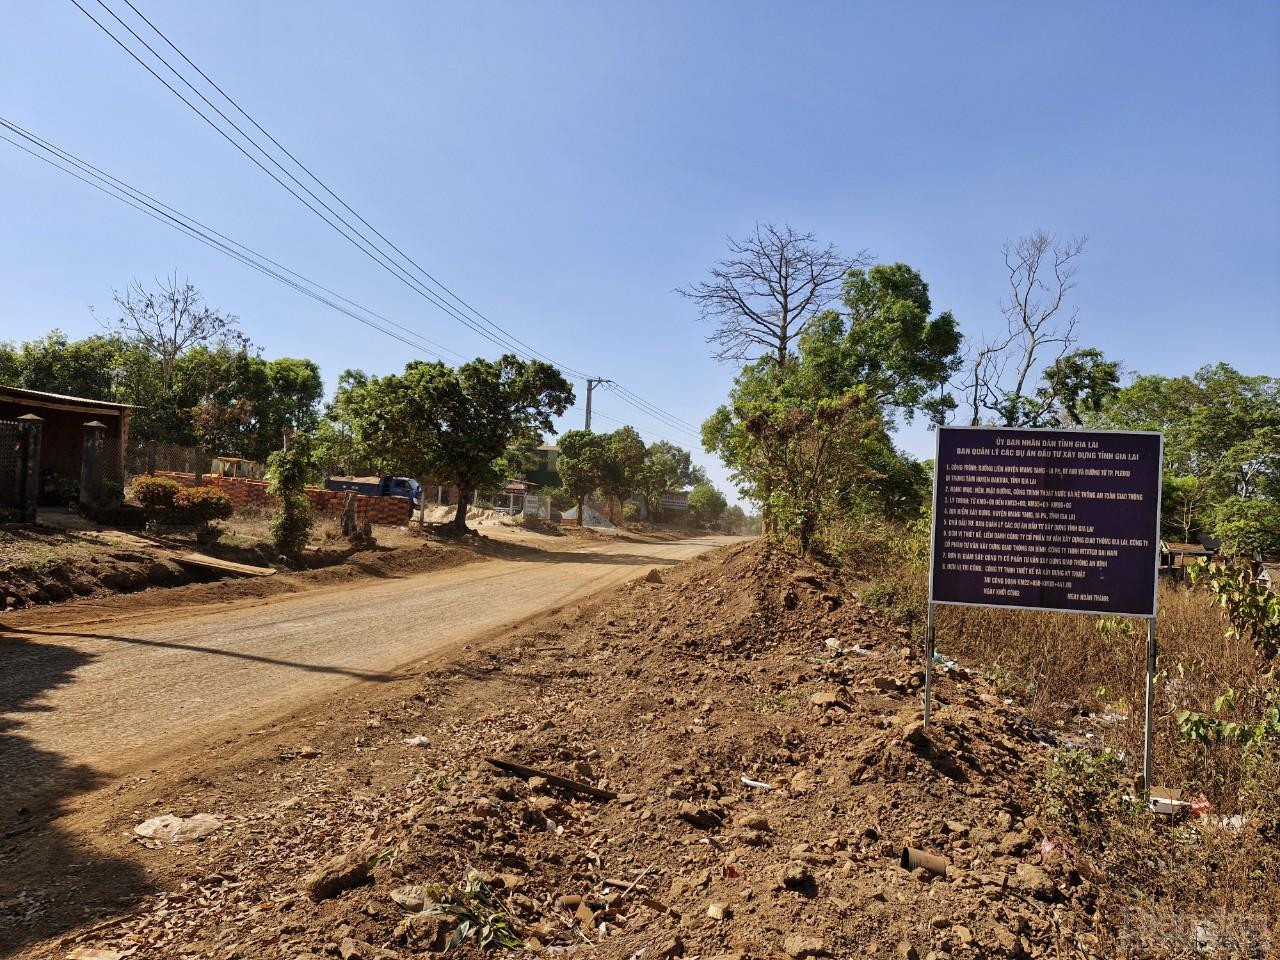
1,533,741,800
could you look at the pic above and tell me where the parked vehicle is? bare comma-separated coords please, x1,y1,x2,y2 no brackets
324,475,422,507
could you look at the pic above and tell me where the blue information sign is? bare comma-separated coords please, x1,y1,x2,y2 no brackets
930,427,1163,618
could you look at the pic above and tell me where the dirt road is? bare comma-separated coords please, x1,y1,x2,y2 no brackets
1,533,740,802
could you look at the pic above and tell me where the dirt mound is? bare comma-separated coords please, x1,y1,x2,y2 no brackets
2,549,193,608
26,542,1114,958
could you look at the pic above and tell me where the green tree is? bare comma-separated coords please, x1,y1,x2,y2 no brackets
796,263,962,424
1212,497,1280,558
333,356,573,532
599,426,647,518
636,441,707,520
1162,474,1210,544
1098,365,1280,546
1098,364,1280,497
557,429,610,524
1034,347,1121,426
688,483,728,526
0,330,128,399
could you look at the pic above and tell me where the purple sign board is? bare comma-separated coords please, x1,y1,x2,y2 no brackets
930,427,1163,618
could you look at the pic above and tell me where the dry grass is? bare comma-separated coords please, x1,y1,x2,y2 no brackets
862,555,1273,808
852,532,1280,945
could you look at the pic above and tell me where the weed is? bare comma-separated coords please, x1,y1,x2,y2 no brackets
414,869,523,949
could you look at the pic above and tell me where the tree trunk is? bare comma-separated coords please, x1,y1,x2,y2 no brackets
576,494,585,527
452,485,471,531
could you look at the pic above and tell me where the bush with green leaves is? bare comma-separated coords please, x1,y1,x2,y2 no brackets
1038,748,1137,844
1190,559,1280,662
267,437,313,559
130,475,181,514
174,486,234,528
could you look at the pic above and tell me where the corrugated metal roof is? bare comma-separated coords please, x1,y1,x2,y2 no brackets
0,383,136,409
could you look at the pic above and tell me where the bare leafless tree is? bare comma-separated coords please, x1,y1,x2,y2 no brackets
100,272,246,391
954,231,1087,425
679,223,867,366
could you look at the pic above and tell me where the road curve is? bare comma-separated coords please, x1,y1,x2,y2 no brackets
0,534,741,797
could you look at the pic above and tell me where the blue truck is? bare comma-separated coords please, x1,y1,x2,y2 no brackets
324,475,422,507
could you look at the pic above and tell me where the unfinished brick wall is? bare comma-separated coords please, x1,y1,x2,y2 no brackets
151,472,411,526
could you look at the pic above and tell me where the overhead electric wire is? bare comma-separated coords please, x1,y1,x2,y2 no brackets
587,410,689,448
67,0,541,366
608,382,701,432
69,0,706,432
111,0,595,383
0,120,465,362
0,115,469,364
601,383,701,438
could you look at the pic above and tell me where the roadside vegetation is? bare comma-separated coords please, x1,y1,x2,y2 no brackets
690,222,1280,943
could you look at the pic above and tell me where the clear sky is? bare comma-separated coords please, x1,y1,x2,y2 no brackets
3,2,1278,502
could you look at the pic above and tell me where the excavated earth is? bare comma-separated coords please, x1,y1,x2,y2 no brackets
11,542,1140,959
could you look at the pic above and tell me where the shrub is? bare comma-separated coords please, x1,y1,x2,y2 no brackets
131,475,181,512
267,438,313,560
174,486,234,526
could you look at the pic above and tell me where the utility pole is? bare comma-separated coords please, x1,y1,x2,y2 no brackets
584,378,613,431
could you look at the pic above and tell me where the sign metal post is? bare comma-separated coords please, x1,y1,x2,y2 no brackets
923,602,935,727
1142,617,1157,792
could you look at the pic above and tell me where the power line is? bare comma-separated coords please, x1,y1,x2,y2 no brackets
587,410,691,448
68,0,706,431
602,383,701,438
67,0,548,366
0,120,463,362
0,115,469,364
111,0,595,382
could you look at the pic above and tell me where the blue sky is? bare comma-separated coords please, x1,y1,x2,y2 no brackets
3,2,1278,502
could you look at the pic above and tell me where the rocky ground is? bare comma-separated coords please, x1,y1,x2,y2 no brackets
6,541,1255,959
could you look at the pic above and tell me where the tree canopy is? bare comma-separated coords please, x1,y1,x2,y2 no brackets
331,355,574,530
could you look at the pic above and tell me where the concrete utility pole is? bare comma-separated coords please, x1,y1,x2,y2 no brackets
584,378,613,431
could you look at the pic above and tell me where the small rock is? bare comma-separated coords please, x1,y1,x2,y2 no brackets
706,901,730,920
897,943,919,960
654,936,684,958
302,849,374,902
677,802,720,829
780,861,813,889
783,935,827,958
390,885,428,911
644,568,663,583
1014,862,1057,899
734,813,771,831
133,813,224,843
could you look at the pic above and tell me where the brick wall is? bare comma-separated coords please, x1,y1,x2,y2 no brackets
152,471,411,526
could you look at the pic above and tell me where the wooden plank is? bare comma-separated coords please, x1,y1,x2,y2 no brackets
167,551,275,577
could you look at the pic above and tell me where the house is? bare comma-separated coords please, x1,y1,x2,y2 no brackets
525,442,562,489
659,490,690,512
0,384,132,505
1160,540,1213,577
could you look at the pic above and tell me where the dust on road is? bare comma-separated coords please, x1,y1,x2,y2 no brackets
0,533,741,803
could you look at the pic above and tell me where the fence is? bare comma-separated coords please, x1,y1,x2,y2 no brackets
152,471,412,526
0,420,19,514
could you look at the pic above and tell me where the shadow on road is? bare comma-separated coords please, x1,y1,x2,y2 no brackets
5,628,400,682
0,630,152,958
